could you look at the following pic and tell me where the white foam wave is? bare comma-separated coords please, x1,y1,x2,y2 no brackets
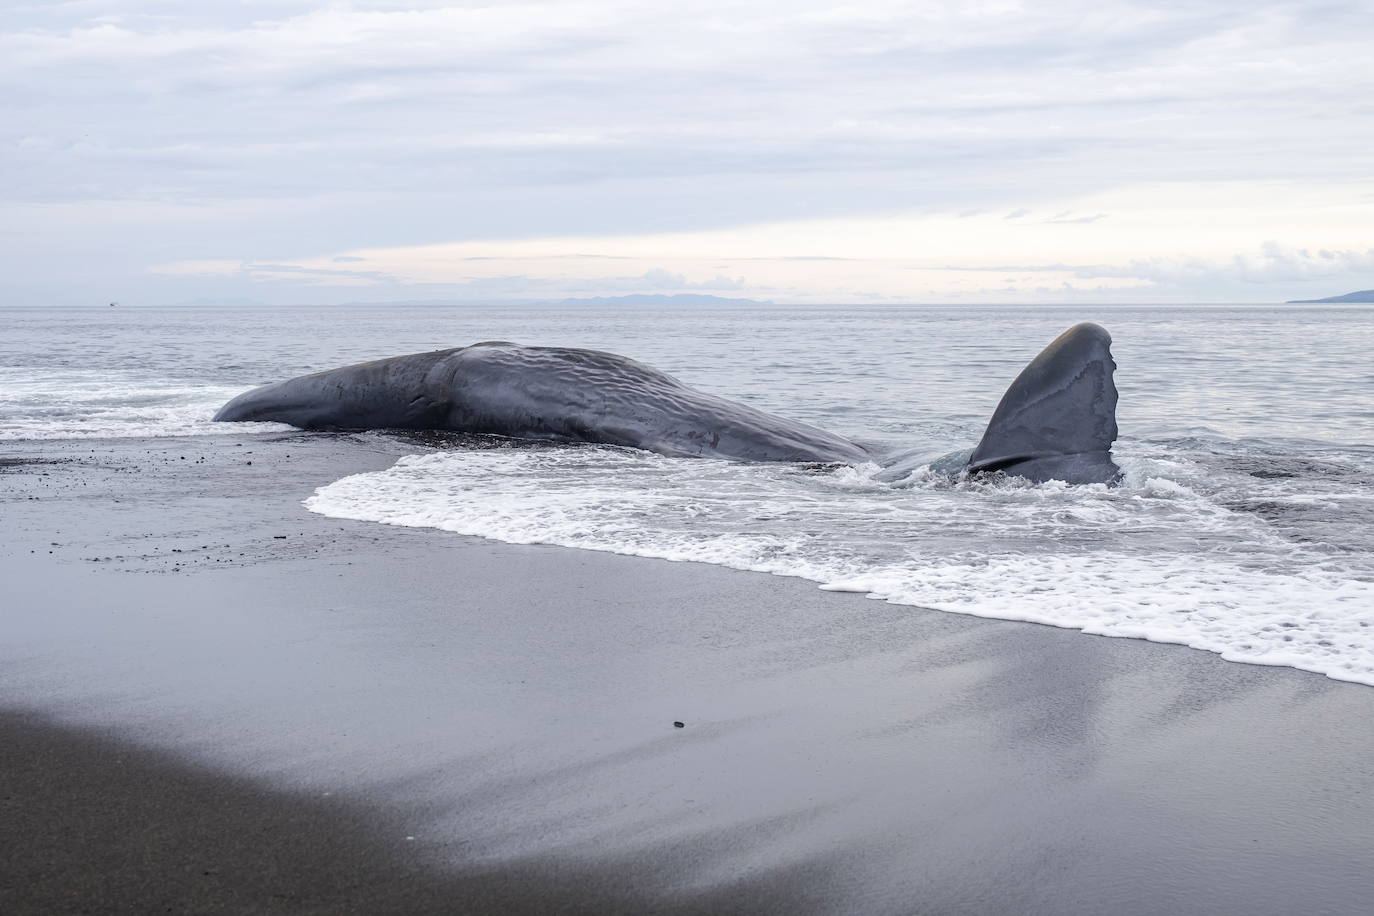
0,368,288,440
306,448,1374,686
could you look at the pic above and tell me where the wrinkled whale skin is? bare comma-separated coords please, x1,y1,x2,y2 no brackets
214,341,869,462
215,323,1121,483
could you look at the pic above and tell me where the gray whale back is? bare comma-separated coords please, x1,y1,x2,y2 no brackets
214,341,868,463
215,324,1121,482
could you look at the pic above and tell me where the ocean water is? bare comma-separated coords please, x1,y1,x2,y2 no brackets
3,304,1373,683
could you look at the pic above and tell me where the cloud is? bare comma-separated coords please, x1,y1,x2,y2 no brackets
635,268,744,290
151,259,399,286
151,255,749,298
142,177,1374,303
9,1,1373,208
4,1,1374,304
1043,212,1108,224
1078,242,1374,287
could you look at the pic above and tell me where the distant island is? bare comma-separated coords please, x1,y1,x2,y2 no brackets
556,293,771,306
1287,289,1374,303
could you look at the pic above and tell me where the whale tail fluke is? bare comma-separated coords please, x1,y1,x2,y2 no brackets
966,322,1120,484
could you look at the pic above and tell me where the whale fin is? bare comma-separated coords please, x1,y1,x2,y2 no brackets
966,322,1120,484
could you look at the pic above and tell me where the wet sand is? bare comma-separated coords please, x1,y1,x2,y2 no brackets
0,709,837,915
4,433,1374,914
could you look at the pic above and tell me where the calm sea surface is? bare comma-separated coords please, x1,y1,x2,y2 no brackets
3,304,1373,682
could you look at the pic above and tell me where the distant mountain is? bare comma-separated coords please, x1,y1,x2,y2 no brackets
1287,289,1374,303
556,293,771,306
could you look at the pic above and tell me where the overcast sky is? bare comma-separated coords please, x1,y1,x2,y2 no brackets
4,0,1372,305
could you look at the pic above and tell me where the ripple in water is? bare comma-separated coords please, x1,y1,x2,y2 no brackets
0,368,289,441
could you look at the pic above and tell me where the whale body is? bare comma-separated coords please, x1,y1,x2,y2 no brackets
214,322,1120,484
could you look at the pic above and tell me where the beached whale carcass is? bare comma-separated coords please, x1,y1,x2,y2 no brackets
214,323,1120,484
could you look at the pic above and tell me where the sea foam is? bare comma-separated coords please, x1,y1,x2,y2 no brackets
306,445,1374,686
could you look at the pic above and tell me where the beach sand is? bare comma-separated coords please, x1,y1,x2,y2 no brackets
4,433,1374,914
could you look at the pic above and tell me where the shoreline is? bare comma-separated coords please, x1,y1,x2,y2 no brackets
5,432,1374,913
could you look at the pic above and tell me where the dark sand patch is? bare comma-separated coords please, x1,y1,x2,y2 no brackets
0,710,836,915
0,457,68,471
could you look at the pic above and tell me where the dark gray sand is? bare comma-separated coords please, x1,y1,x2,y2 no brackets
4,433,1374,914
0,710,833,915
